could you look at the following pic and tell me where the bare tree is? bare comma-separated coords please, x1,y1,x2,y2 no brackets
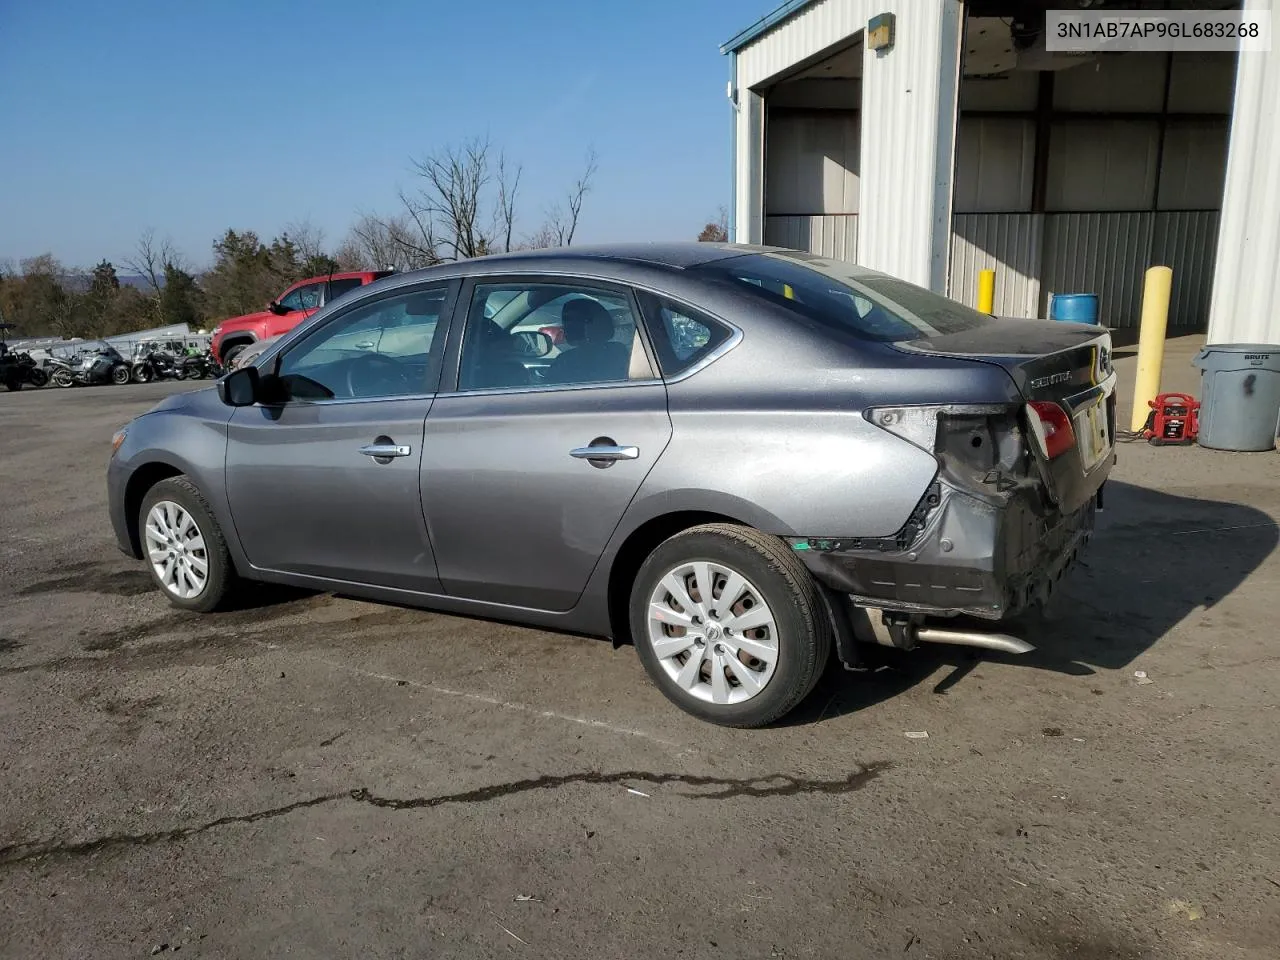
124,228,183,321
496,154,522,255
340,214,436,272
285,219,328,263
537,150,599,248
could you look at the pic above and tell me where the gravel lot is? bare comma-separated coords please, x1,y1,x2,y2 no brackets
2,351,1278,960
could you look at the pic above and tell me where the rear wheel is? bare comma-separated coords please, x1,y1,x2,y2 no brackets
28,368,48,387
131,362,153,383
3,375,21,392
139,476,236,612
629,523,831,727
51,369,73,387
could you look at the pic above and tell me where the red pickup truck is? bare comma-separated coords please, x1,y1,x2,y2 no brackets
210,270,393,366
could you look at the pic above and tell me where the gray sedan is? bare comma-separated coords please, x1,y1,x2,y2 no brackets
107,244,1116,726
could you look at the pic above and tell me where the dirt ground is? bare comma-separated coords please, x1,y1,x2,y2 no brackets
1,342,1277,960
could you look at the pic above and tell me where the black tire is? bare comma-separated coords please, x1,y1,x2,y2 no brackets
111,365,131,385
138,476,237,612
51,369,73,387
131,362,153,383
28,368,49,387
629,523,831,727
3,375,20,392
220,344,247,369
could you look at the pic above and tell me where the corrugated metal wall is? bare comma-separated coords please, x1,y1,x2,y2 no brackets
736,0,875,90
1153,212,1222,329
947,211,1221,329
1041,213,1153,327
949,214,1042,317
765,112,860,214
765,215,859,260
1208,0,1280,345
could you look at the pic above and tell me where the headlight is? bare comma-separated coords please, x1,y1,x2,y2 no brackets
111,428,127,457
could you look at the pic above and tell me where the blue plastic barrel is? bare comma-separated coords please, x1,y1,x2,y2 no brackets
1050,293,1099,324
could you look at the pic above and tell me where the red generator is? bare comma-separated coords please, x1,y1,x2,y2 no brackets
1144,392,1200,445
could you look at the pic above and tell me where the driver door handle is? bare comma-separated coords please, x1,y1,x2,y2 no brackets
570,445,639,461
359,443,412,458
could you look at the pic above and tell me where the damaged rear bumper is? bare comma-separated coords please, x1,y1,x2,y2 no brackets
792,480,1097,621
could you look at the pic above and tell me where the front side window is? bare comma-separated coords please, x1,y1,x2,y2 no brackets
696,251,996,341
458,282,654,391
278,282,323,312
276,286,449,400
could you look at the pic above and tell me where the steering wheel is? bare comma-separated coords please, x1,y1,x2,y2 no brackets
345,352,409,397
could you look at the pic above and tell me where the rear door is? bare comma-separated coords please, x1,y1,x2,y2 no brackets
421,276,671,611
224,281,458,590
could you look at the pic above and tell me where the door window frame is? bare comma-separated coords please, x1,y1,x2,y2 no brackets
258,278,462,406
439,274,663,396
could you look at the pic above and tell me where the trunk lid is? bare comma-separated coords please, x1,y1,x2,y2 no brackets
894,318,1117,512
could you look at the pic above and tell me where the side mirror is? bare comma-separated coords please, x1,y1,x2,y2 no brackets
268,301,289,316
217,366,260,406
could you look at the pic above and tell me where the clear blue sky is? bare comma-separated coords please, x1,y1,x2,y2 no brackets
0,0,768,270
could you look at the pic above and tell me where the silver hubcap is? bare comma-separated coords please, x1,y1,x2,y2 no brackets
145,500,209,600
646,561,779,705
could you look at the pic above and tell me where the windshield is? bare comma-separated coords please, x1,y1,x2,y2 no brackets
696,251,995,342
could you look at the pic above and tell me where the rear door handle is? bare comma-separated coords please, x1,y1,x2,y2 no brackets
359,443,412,459
570,445,639,461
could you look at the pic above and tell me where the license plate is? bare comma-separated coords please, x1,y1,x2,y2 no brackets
1075,401,1110,469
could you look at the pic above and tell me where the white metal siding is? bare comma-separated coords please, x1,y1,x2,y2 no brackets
857,0,964,290
736,0,876,90
732,0,963,291
1158,120,1230,210
765,112,859,214
1209,3,1280,345
948,214,1042,317
953,118,1034,213
765,214,859,261
1046,120,1160,211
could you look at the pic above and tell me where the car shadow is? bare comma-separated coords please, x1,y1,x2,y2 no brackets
785,478,1278,726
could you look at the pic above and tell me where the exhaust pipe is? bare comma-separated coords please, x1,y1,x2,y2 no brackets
851,607,1035,655
914,627,1035,655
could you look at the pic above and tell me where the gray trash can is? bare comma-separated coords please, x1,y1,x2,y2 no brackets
1191,344,1280,451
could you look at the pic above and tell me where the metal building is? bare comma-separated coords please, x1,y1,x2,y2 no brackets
723,0,1278,343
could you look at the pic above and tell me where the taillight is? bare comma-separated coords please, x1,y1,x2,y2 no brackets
1026,401,1076,459
538,325,564,344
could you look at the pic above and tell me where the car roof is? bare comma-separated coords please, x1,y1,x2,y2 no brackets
385,242,781,285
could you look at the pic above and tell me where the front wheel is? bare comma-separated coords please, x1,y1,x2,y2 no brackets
629,523,831,727
139,476,237,612
28,368,48,387
131,362,153,384
111,365,131,385
220,344,246,369
51,369,73,387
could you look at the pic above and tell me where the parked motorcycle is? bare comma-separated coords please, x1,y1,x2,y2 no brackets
179,351,221,380
48,345,132,387
131,350,187,383
0,323,50,390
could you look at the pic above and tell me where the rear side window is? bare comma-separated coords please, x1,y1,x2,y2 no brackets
696,252,995,342
325,277,365,304
636,292,733,377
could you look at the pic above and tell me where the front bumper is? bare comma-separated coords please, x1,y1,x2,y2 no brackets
107,456,139,558
795,480,1098,621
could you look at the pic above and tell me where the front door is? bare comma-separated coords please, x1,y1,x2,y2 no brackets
225,281,458,591
423,278,671,611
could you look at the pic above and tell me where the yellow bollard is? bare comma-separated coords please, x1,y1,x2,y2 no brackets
977,269,995,314
1130,266,1174,433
